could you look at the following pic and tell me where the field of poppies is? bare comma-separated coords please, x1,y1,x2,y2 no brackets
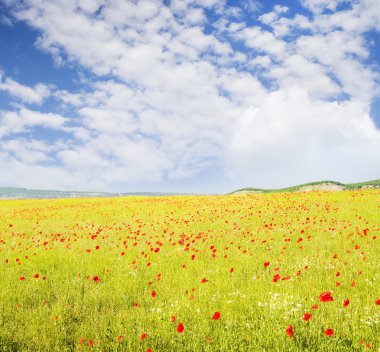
0,190,379,351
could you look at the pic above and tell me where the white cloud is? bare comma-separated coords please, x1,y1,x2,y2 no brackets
184,7,206,25
0,108,67,137
227,86,380,187
0,75,51,104
267,54,341,99
259,4,289,25
232,26,287,57
1,138,53,163
0,14,13,26
241,1,262,14
0,0,379,192
301,0,350,14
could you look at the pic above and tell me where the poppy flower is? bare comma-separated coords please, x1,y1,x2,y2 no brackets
34,274,39,279
212,312,221,320
19,277,26,281
303,312,312,321
79,337,85,345
88,339,93,347
343,298,350,307
312,304,319,309
324,328,334,337
93,275,100,283
264,261,270,267
177,323,184,333
285,324,293,338
319,291,333,302
117,336,123,343
171,316,176,322
375,299,380,305
230,267,234,273
151,290,156,298
140,333,148,340
201,278,208,283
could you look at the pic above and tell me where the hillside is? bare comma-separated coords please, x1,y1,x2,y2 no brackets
0,187,182,200
230,179,380,194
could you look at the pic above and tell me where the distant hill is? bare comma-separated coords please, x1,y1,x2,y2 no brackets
230,179,380,195
0,187,184,200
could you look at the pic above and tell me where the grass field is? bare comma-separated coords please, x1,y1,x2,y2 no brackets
0,190,379,351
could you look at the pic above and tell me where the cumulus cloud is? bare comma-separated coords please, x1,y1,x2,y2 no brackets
0,74,51,104
0,108,67,137
227,86,380,187
0,0,379,192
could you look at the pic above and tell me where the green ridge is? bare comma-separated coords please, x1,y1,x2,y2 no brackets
230,179,380,194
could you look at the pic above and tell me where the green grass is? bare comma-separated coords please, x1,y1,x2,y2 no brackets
0,190,379,351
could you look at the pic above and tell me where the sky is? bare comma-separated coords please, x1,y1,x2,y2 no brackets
0,0,379,194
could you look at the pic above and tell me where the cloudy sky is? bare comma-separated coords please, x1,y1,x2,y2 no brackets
0,0,379,193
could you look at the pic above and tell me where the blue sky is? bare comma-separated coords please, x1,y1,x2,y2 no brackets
0,0,379,193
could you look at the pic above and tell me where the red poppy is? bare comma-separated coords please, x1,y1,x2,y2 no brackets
19,277,26,281
151,290,156,298
34,274,39,279
117,335,123,343
177,323,184,333
312,304,319,309
343,298,350,307
324,328,334,337
88,339,93,347
146,349,153,352
375,299,380,305
93,275,100,283
264,261,270,267
79,337,85,345
171,316,176,322
140,333,147,340
285,324,293,338
201,278,208,283
319,291,333,302
212,312,221,320
303,312,312,321
230,267,234,273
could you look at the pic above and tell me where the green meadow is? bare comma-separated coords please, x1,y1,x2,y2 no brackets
0,190,379,351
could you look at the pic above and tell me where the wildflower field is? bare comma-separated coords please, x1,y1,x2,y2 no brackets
0,190,379,351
